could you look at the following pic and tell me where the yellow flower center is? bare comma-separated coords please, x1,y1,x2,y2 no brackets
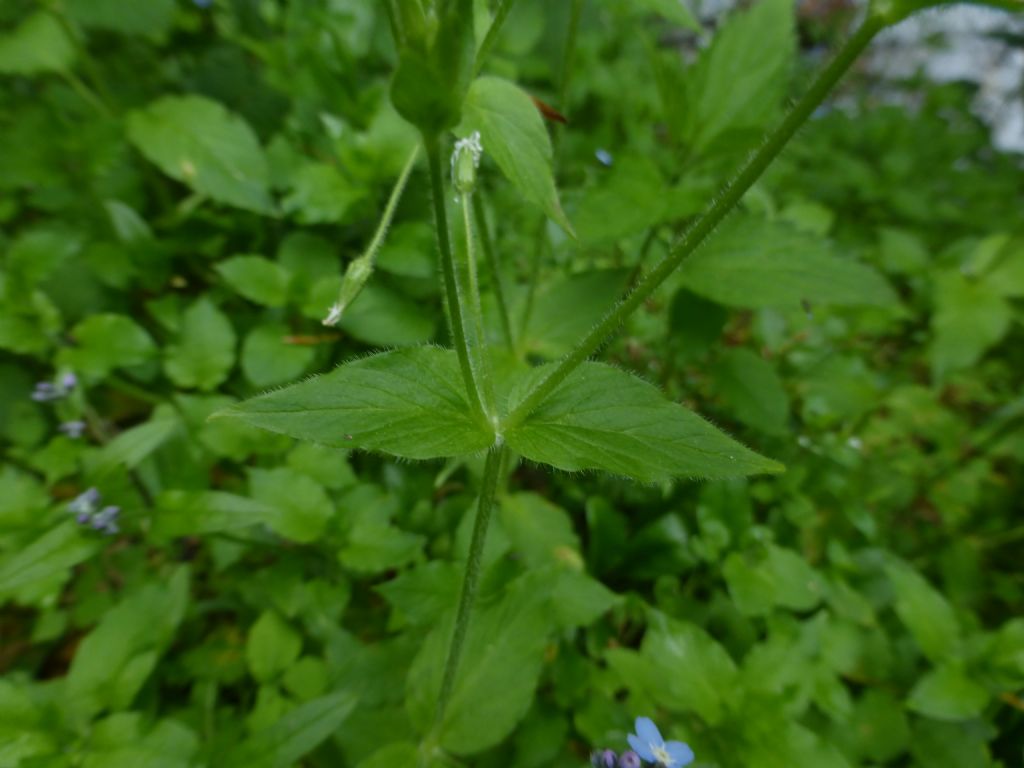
652,744,673,765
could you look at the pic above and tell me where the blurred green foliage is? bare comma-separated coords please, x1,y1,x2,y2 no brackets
1,0,1022,766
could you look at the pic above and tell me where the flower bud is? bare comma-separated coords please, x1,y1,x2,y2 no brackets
618,751,642,768
451,131,482,196
591,749,617,768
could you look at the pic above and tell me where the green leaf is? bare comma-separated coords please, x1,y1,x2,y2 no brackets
375,562,460,626
886,560,961,663
66,569,189,718
247,611,302,684
407,571,552,754
713,348,790,435
150,491,282,541
217,256,291,307
282,162,362,224
505,362,782,482
678,216,898,308
570,157,667,246
217,347,493,460
907,665,989,721
334,282,437,347
0,523,99,597
550,570,620,628
679,0,795,152
516,269,631,358
164,297,236,391
249,468,334,543
66,0,176,39
58,314,156,379
499,493,581,569
0,13,75,75
637,612,738,723
223,691,358,768
459,76,573,235
338,508,425,574
930,271,1012,381
724,544,824,616
242,323,316,388
127,95,272,213
86,414,180,480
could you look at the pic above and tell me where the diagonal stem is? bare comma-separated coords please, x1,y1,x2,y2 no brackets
472,195,515,350
503,17,885,430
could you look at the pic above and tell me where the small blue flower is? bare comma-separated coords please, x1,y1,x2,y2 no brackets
91,506,120,536
32,372,77,402
595,148,614,167
68,488,101,516
627,717,694,768
619,751,642,768
67,489,119,535
193,0,213,8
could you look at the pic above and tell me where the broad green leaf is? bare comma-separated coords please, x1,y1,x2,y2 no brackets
217,347,493,459
911,720,991,768
66,569,189,718
0,522,99,597
570,157,666,246
680,0,795,152
127,95,272,213
505,362,782,482
150,490,282,541
164,297,236,391
459,76,573,235
58,314,156,379
375,562,460,626
846,690,910,763
336,282,437,347
886,560,961,663
907,665,989,721
249,467,334,543
550,570,620,628
0,13,74,75
223,691,358,768
66,0,176,39
930,271,1011,381
517,269,631,359
407,571,552,754
282,162,362,224
356,743,419,768
499,493,581,569
678,216,898,308
242,323,316,388
639,612,738,723
217,256,291,307
713,348,790,435
724,545,824,616
247,611,302,684
338,505,425,574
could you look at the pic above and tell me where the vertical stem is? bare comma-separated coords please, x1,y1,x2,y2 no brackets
558,0,585,114
460,194,496,419
472,195,515,350
504,17,884,430
432,444,507,734
517,221,547,346
424,134,488,426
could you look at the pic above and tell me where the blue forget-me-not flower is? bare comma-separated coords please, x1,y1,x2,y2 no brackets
627,717,694,768
68,488,120,536
32,372,77,402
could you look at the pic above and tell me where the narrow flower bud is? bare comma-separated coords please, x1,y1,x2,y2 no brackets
451,131,482,196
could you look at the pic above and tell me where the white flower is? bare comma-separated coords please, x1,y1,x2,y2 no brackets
322,303,344,327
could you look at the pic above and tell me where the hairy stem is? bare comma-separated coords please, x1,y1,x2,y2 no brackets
460,193,497,419
432,444,506,735
425,135,489,426
504,17,884,429
472,195,515,350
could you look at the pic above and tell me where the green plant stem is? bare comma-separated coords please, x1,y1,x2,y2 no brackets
431,444,507,738
503,17,884,430
460,194,497,419
474,0,522,74
472,195,515,350
424,134,489,426
517,221,547,348
327,143,420,318
558,0,585,113
46,5,115,114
